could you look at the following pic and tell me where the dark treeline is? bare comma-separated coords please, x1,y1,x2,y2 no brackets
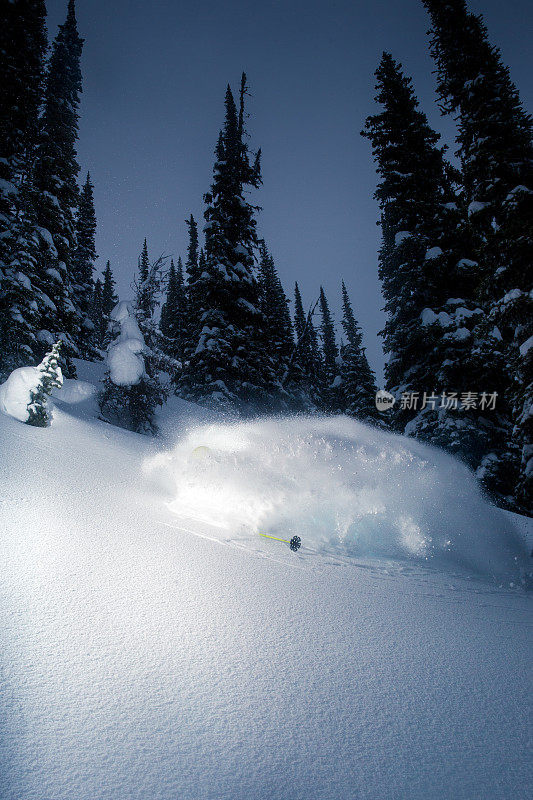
0,1,531,514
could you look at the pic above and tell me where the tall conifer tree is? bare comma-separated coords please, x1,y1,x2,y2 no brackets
183,214,199,362
292,282,321,405
362,53,513,503
340,282,380,422
90,277,104,348
101,260,118,316
258,243,293,366
180,75,276,410
72,171,97,355
33,0,84,375
160,256,186,368
318,287,341,412
423,0,533,510
0,0,47,378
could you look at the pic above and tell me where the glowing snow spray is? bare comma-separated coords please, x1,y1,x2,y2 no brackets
191,447,302,552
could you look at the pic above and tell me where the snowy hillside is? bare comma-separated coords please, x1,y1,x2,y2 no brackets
1,360,532,800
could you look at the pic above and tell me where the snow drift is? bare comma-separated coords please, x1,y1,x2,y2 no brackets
0,366,43,422
147,415,529,584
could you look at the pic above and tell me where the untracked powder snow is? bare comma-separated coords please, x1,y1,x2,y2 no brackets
1,360,531,800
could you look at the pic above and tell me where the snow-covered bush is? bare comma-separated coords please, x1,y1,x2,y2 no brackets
99,301,166,434
0,341,63,427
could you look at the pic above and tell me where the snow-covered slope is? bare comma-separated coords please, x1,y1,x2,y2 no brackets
1,361,531,800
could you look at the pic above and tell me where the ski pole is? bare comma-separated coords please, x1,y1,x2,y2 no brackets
259,533,301,552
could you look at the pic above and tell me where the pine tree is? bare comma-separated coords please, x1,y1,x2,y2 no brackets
131,242,169,424
185,214,199,282
182,214,198,362
160,256,186,367
100,245,167,436
258,242,294,387
318,287,341,412
101,260,118,316
0,0,47,379
180,75,276,410
291,282,321,405
340,282,381,422
90,277,104,347
98,302,165,436
362,53,513,502
138,238,149,287
423,0,533,511
33,0,84,376
89,262,116,352
26,341,63,427
72,171,97,356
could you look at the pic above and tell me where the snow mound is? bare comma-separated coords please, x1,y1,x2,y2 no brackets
52,378,97,404
147,415,529,584
0,366,41,422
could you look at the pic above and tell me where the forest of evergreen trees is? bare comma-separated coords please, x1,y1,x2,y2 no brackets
0,0,531,515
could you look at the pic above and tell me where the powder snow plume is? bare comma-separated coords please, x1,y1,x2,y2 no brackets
146,415,529,584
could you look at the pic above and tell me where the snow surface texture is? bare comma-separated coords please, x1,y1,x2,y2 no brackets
1,359,532,800
147,415,529,585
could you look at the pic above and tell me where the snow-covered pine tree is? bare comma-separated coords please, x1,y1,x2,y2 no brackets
318,286,341,412
26,341,63,427
89,261,117,352
160,256,186,369
101,260,118,318
183,213,199,349
258,242,295,401
90,277,104,348
0,0,47,379
32,0,84,377
422,0,533,511
72,172,97,357
180,75,276,411
131,241,169,423
99,302,163,435
137,238,149,287
290,281,321,406
340,282,381,423
99,243,168,437
362,53,513,503
362,53,449,421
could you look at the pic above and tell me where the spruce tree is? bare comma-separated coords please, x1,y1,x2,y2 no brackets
89,262,116,352
100,246,167,435
180,75,276,410
33,0,84,376
362,53,513,503
101,260,118,316
90,277,104,348
0,0,47,379
132,241,169,420
138,238,149,287
291,282,321,406
318,286,341,411
98,302,164,436
26,341,63,427
185,214,199,282
340,282,380,423
258,242,294,385
72,171,97,356
160,256,186,367
423,0,533,510
182,214,199,362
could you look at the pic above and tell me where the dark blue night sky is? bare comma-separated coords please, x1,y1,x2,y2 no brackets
44,0,532,379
